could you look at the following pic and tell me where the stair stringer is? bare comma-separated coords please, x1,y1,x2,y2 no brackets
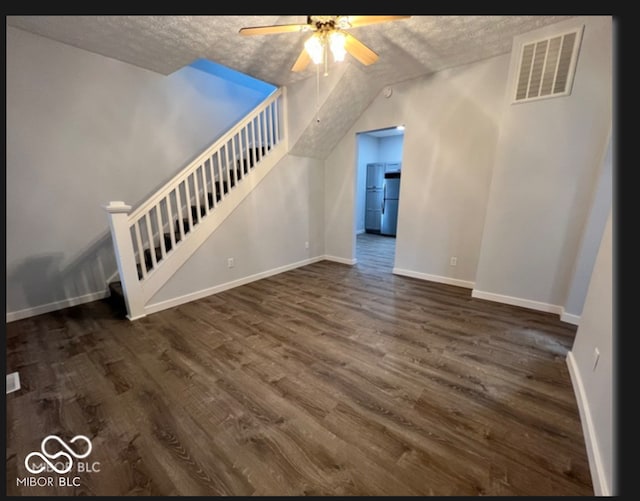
138,140,288,306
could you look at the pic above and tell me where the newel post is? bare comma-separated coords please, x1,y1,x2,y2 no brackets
104,201,146,320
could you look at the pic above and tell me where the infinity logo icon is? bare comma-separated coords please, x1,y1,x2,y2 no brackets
24,435,92,474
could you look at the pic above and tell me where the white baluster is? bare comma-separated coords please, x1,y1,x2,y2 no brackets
216,149,225,201
273,100,277,144
238,128,246,176
256,114,263,163
201,165,209,216
193,167,202,221
155,202,166,260
167,192,177,250
231,135,239,183
175,183,185,239
282,89,289,151
250,120,257,167
226,141,233,189
144,212,157,269
133,219,147,280
184,177,194,232
266,104,272,152
208,155,217,209
261,108,268,155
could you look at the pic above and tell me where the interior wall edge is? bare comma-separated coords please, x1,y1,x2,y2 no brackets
566,351,611,496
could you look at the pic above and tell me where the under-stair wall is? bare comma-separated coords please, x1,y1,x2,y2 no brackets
145,153,325,314
105,88,289,319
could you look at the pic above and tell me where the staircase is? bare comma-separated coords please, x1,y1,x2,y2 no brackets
105,88,287,320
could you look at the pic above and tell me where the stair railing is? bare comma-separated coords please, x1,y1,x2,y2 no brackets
104,88,285,319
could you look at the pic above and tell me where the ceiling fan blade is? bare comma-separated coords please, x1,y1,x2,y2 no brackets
239,24,308,36
344,33,379,66
346,16,411,28
291,47,311,72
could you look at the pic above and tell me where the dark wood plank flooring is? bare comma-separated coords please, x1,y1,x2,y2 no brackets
6,233,592,495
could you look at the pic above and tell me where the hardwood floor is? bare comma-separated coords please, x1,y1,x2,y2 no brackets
355,231,396,272
6,234,592,495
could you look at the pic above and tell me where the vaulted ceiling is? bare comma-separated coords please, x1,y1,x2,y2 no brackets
7,15,573,159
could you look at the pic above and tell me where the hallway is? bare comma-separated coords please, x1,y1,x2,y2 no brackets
356,233,396,273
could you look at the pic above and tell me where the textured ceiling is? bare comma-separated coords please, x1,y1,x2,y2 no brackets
7,15,574,159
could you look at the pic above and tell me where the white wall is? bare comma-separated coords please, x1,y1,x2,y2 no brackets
355,134,380,233
567,207,614,495
148,154,325,307
378,135,404,165
563,132,612,320
324,53,510,277
6,26,271,318
474,16,612,311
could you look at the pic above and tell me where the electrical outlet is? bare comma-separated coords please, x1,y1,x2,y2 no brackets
593,348,600,371
305,241,309,249
227,257,234,268
450,256,457,266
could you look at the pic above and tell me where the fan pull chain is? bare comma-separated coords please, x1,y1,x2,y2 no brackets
315,63,321,123
324,38,329,77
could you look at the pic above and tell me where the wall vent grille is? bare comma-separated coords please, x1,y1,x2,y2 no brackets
513,26,584,104
6,372,20,394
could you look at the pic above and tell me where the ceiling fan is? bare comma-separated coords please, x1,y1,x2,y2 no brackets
239,16,411,73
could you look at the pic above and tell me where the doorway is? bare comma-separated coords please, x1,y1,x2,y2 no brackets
355,125,405,272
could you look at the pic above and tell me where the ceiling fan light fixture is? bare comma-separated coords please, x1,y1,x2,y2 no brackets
329,31,347,62
304,34,324,65
239,15,407,73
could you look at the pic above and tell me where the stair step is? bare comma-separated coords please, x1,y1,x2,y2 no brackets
214,180,228,200
109,280,124,298
143,245,163,269
191,204,206,221
175,218,192,234
164,231,181,247
228,169,241,188
107,280,127,317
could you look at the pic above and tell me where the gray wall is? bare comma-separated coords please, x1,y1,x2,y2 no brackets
568,207,614,494
474,16,612,308
149,154,325,306
6,26,270,317
324,53,509,277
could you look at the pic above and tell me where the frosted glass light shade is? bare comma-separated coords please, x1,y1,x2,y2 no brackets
304,35,324,64
329,31,347,62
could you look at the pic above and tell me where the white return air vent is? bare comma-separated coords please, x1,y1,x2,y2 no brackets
6,372,20,394
513,25,584,104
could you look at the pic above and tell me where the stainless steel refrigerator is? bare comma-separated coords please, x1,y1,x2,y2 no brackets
381,171,400,236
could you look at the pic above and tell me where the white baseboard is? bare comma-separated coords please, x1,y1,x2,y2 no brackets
471,289,563,315
323,255,357,265
560,308,581,325
566,351,611,496
356,229,365,235
392,268,474,289
144,256,325,316
6,289,110,323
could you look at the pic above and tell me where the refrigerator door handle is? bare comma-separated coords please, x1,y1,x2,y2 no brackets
381,184,386,214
